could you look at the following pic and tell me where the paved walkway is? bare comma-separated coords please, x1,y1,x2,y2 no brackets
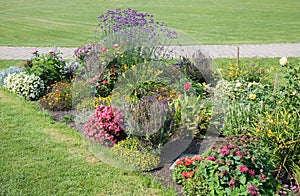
0,43,300,60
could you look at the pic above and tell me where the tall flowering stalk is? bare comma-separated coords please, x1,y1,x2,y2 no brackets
97,8,177,59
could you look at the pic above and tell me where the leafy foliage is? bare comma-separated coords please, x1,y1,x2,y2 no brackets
24,49,73,87
173,134,278,195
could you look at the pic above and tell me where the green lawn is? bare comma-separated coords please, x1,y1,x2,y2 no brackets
1,0,299,47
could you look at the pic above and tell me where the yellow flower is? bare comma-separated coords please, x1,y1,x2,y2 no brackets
249,93,256,100
255,129,261,134
283,129,288,134
267,119,274,125
268,129,275,137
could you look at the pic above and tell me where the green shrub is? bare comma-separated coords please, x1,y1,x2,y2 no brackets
24,49,70,87
3,72,44,100
39,82,72,111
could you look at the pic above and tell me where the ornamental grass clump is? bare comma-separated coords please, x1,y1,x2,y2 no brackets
172,133,279,195
3,72,45,100
83,105,127,147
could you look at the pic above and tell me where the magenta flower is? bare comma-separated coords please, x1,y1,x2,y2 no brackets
229,178,236,189
248,184,260,195
184,82,192,90
206,156,215,161
238,165,249,173
235,150,244,158
102,80,107,85
220,146,230,156
249,170,255,176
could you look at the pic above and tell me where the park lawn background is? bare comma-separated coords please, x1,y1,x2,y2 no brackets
1,0,299,47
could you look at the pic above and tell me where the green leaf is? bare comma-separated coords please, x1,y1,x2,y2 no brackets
240,175,246,184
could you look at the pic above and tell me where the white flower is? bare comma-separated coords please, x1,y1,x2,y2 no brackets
279,57,288,66
235,82,242,88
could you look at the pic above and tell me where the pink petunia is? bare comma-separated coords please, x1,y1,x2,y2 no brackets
102,80,107,85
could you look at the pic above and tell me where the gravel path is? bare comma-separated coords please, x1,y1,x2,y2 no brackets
1,43,300,60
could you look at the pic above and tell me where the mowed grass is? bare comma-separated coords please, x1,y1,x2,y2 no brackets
1,0,299,47
0,60,23,70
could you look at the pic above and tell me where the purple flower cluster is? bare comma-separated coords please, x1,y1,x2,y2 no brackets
97,8,177,59
74,43,97,62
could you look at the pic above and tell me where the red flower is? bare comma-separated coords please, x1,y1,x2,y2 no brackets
192,156,203,162
101,47,107,52
102,80,107,85
184,82,192,90
229,178,236,189
259,174,266,181
238,165,249,173
181,171,194,178
175,160,182,166
185,158,193,165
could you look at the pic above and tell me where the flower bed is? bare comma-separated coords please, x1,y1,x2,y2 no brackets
1,8,299,196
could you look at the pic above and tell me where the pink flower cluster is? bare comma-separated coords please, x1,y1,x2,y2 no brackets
183,82,192,90
83,105,126,146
